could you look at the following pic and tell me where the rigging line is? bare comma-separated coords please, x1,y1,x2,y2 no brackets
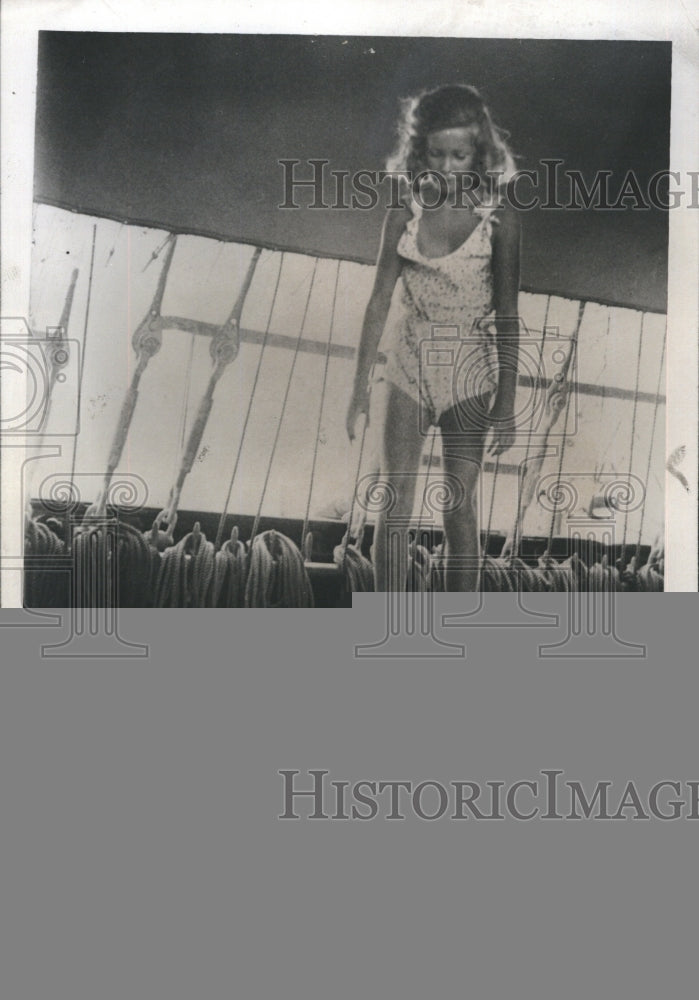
484,456,500,558
67,223,97,548
173,333,197,484
251,257,321,544
142,234,172,272
408,426,437,597
595,412,625,476
104,222,124,266
593,309,613,480
547,301,586,551
341,409,370,578
301,259,342,549
207,241,225,282
159,246,262,533
415,427,438,553
509,294,551,561
622,311,647,552
214,251,285,550
635,324,666,559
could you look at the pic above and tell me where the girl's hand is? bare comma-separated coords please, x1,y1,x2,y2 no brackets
487,395,516,457
346,383,370,442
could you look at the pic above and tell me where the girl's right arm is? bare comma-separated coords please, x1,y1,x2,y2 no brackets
346,206,409,441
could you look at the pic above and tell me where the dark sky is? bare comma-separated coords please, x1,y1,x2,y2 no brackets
34,33,672,311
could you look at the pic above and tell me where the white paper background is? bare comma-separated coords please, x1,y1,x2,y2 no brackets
2,0,697,596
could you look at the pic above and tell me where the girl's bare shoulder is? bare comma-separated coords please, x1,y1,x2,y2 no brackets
381,202,412,245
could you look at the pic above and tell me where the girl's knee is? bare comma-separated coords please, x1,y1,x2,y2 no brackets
443,500,477,534
374,473,416,521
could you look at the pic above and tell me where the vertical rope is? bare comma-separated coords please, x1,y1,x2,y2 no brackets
301,259,342,549
67,223,97,549
622,311,647,552
341,410,371,573
250,257,320,543
173,333,196,484
635,322,666,558
214,251,284,549
595,309,612,477
104,222,124,267
590,310,625,496
509,294,551,561
415,427,438,551
484,455,499,557
546,300,586,550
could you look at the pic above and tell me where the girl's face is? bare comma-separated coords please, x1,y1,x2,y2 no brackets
424,124,480,191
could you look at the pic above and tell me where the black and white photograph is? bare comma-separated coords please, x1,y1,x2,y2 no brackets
2,17,696,606
2,7,699,1000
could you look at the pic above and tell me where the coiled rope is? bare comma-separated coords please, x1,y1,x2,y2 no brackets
152,248,262,606
154,522,215,608
24,515,66,607
245,530,314,607
212,525,248,607
236,257,320,607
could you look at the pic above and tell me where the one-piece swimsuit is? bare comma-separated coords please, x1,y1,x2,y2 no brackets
380,194,502,426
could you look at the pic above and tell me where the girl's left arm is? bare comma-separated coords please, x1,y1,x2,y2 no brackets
488,201,521,456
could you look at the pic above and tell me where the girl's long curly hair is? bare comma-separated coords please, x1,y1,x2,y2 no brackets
386,84,517,193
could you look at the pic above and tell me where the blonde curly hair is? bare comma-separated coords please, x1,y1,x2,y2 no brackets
386,84,517,194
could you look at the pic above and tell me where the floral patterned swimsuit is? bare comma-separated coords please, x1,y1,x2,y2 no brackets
380,196,502,427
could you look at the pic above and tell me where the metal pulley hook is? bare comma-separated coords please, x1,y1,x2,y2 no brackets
84,235,179,522
160,247,263,533
209,246,263,370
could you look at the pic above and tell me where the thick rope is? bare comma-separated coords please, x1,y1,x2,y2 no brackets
84,234,176,520
160,247,262,531
67,223,96,542
24,516,66,608
71,519,155,608
333,525,374,593
214,252,285,550
173,333,196,484
212,525,249,607
154,522,215,608
245,530,314,607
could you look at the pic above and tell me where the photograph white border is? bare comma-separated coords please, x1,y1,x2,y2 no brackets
2,0,697,600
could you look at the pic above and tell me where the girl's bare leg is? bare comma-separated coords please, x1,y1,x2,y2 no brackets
373,384,426,592
438,397,490,592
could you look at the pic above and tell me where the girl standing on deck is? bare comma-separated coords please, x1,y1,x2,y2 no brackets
346,84,521,591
